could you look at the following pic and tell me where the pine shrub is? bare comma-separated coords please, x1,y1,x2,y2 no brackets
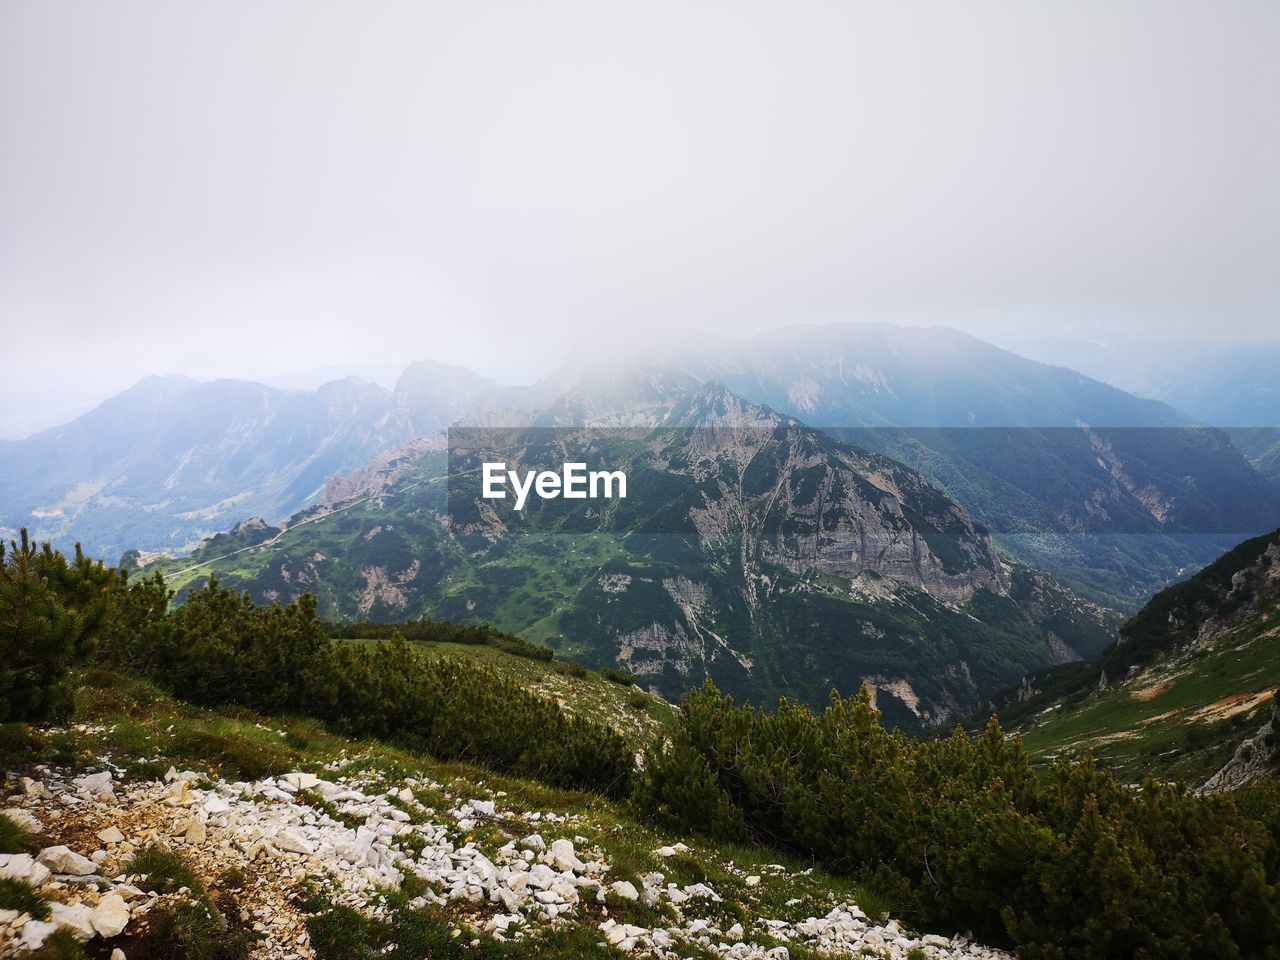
636,681,1280,958
0,531,112,722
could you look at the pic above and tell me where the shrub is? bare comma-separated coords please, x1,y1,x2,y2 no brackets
0,531,112,722
305,637,633,794
636,681,1280,959
134,578,326,714
600,667,635,686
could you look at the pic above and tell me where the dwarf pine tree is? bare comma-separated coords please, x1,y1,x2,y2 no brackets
0,530,99,721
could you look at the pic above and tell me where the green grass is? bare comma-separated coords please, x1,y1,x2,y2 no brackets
1017,600,1280,783
119,845,257,959
0,876,50,919
127,846,204,894
27,929,87,960
0,812,36,854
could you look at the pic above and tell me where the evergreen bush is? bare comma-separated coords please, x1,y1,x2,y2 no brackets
636,681,1280,959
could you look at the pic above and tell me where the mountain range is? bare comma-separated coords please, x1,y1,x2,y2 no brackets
6,322,1280,727
150,374,1118,729
6,324,1276,563
679,324,1279,605
0,359,544,559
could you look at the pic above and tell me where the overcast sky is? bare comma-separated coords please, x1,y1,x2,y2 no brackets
2,1,1278,436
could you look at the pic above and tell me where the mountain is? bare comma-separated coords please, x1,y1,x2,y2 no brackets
392,359,503,433
995,528,1280,788
996,333,1280,484
150,377,1115,730
0,359,570,560
691,322,1191,428
997,333,1280,429
683,323,1280,607
9,321,1276,607
0,665,1009,960
0,374,417,558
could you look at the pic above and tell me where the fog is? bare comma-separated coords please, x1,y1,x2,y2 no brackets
2,1,1277,436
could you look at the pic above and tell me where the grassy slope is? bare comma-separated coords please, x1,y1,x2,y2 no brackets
1016,597,1280,784
1,670,894,960
343,638,682,749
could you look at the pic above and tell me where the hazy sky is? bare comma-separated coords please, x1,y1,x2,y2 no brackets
2,1,1278,436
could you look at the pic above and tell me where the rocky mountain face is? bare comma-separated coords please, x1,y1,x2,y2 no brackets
679,323,1280,607
996,529,1280,787
153,379,1115,729
1200,698,1280,793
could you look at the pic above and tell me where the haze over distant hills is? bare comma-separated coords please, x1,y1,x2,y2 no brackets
3,323,1277,588
996,333,1280,429
688,322,1192,428
0,359,537,558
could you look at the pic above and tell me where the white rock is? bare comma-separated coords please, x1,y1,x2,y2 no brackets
549,838,584,873
526,864,556,890
203,794,230,814
185,811,208,845
38,845,99,876
96,826,126,844
0,853,52,886
20,920,57,950
610,880,640,901
282,772,320,791
22,777,51,799
111,950,127,960
51,901,97,939
74,771,115,800
91,893,131,937
275,828,313,856
745,875,761,887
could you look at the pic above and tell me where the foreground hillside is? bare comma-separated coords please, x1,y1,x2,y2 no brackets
999,528,1280,787
1,671,1006,960
8,532,1280,958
